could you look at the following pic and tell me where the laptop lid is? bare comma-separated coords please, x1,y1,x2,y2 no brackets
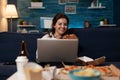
36,39,78,63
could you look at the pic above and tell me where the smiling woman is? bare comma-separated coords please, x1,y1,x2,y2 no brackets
41,13,78,39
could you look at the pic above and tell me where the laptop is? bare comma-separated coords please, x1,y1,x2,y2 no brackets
36,38,78,63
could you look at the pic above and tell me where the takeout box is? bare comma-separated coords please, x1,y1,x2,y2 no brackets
76,56,106,66
101,76,120,80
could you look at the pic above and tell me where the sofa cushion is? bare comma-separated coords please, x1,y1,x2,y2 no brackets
70,28,120,61
0,32,45,62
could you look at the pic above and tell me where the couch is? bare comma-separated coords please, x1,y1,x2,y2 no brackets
0,32,45,80
0,27,120,79
0,32,45,63
1,28,120,62
70,27,120,62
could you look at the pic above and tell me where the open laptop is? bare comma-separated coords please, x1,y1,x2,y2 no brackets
36,38,78,63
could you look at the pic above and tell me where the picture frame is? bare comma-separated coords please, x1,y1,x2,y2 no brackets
58,0,67,4
65,5,76,14
68,0,79,3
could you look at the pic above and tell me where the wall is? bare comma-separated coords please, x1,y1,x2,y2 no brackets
0,0,7,32
113,0,120,27
16,0,113,32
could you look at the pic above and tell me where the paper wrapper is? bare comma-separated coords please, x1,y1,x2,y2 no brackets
24,62,43,80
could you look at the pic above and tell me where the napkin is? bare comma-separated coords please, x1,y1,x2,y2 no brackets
42,66,56,80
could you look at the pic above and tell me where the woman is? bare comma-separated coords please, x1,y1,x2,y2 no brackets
36,13,78,61
42,13,77,39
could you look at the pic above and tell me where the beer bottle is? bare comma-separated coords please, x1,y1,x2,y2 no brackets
19,40,28,57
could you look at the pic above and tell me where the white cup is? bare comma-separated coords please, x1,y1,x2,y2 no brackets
17,72,26,80
100,21,104,25
15,56,28,73
91,2,94,7
99,3,102,7
15,56,28,80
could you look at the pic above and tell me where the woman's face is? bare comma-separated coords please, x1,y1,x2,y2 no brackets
54,18,68,36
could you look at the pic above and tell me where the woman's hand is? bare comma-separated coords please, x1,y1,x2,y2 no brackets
63,34,78,39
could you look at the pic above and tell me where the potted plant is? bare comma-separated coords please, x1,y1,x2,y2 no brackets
31,0,43,7
18,19,24,25
99,17,104,25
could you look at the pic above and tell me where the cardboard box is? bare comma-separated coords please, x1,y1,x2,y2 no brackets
76,56,106,66
101,76,120,80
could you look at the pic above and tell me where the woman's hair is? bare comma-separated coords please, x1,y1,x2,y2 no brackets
51,13,69,35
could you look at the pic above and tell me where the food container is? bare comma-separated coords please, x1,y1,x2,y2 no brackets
76,56,105,66
69,68,101,80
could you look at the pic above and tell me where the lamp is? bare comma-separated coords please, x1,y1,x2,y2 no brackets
6,4,18,32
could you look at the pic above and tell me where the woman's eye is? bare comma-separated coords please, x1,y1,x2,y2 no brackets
64,23,67,26
58,23,62,25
